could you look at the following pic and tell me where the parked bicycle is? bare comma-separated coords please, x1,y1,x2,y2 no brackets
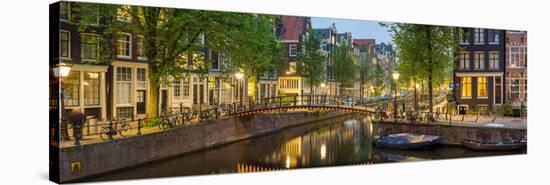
99,118,132,140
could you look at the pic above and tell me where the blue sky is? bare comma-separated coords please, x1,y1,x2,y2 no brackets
311,17,393,44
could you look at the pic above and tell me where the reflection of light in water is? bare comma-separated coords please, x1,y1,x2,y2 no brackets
320,144,327,160
285,155,291,169
344,119,358,128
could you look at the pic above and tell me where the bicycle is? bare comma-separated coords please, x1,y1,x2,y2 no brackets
159,110,176,130
99,118,132,140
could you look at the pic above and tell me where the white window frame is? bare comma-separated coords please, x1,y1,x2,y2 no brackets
461,77,472,99
477,77,488,99
488,51,499,70
137,35,147,61
488,29,500,45
60,30,71,59
117,32,132,59
80,33,99,62
460,28,470,45
289,44,297,57
510,47,521,68
116,67,133,106
459,52,469,69
474,52,485,70
474,28,484,45
60,2,71,22
510,79,520,100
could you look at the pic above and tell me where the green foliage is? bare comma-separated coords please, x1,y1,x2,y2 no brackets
384,23,459,112
372,63,385,96
144,118,160,127
333,43,356,88
297,29,326,94
501,101,513,116
357,51,372,98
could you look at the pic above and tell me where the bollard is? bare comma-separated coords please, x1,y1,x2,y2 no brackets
108,121,114,140
137,118,142,135
74,124,81,146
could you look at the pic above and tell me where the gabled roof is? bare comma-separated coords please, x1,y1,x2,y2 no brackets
281,16,306,41
353,39,376,53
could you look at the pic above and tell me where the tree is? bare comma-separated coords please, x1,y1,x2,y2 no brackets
372,63,385,96
333,43,356,96
357,51,372,99
297,29,326,95
384,23,458,114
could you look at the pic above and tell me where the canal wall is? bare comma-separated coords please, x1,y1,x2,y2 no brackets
58,111,352,182
373,121,526,145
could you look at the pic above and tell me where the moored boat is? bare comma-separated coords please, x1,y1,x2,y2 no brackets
461,139,527,151
376,133,442,150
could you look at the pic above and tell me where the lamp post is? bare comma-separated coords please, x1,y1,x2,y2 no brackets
392,71,400,123
235,71,244,109
53,63,72,141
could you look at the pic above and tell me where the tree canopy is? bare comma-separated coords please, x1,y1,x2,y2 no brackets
297,29,326,95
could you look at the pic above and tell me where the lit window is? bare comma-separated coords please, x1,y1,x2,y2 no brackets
510,79,520,99
478,77,487,98
461,77,472,98
84,72,100,106
117,33,132,58
173,79,181,100
64,71,80,107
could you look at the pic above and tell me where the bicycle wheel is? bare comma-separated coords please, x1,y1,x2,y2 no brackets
99,127,110,140
118,124,132,137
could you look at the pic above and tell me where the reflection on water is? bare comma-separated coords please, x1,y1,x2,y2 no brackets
89,113,525,182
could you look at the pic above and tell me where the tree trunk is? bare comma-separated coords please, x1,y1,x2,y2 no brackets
414,78,418,110
426,27,434,114
148,77,159,118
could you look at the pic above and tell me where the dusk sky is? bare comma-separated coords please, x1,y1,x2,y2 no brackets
311,17,394,44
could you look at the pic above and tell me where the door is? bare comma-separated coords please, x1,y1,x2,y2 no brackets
161,90,168,112
136,90,146,114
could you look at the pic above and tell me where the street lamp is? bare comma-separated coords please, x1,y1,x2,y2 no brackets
392,71,400,122
320,82,326,95
52,63,72,141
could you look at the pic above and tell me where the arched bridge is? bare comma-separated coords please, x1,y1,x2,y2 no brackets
225,95,402,117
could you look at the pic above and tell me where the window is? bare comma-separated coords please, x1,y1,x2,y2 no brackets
60,2,70,21
116,67,132,104
459,52,470,69
488,29,500,44
474,28,484,44
137,35,146,60
136,68,146,89
495,77,502,104
84,72,100,106
116,107,133,119
60,30,70,58
182,77,190,98
64,71,80,107
117,33,132,58
460,28,470,44
510,79,520,99
211,52,220,70
81,34,98,60
478,77,488,98
289,44,297,57
474,52,485,70
173,79,181,100
511,48,520,67
461,77,472,98
489,51,499,69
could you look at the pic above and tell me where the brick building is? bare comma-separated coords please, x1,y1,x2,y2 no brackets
505,31,527,111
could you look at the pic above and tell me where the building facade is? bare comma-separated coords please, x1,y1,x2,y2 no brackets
313,24,338,96
277,16,311,97
454,28,506,114
505,31,527,110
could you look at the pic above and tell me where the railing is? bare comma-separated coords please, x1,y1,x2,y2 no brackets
60,94,407,146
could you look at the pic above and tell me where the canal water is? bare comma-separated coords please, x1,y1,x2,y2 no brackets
89,113,525,182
